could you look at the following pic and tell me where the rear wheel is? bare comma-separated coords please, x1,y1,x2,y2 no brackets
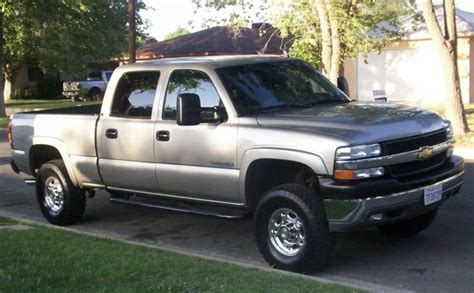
378,209,438,237
36,160,86,225
255,184,332,273
88,88,102,101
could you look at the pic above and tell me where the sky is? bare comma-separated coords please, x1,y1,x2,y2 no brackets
142,0,474,41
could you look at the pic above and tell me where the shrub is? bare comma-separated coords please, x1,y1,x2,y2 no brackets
37,79,63,100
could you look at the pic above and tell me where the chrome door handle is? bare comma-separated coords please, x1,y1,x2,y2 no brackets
156,131,170,141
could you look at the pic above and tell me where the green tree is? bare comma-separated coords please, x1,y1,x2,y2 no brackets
0,0,147,117
275,0,407,84
193,0,407,85
163,27,191,40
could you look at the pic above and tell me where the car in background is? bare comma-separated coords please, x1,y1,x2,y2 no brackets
62,71,113,101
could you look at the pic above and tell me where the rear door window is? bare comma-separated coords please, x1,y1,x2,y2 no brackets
110,71,161,119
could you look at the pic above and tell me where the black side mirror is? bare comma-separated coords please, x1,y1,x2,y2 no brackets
337,76,349,96
213,106,228,123
177,93,201,126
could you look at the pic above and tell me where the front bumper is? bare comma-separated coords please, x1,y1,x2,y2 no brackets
324,156,464,231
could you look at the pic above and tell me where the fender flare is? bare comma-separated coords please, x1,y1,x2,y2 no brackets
239,148,329,204
30,137,79,186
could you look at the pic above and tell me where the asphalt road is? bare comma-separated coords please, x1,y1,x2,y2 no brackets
0,130,473,292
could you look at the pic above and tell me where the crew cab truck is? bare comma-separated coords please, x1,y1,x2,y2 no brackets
8,56,464,272
62,71,113,101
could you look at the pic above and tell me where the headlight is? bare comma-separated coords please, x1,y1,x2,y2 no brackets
446,125,454,140
335,167,385,180
335,144,381,160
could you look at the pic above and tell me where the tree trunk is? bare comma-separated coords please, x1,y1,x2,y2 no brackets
314,0,332,78
3,74,13,102
128,0,136,64
0,7,6,117
421,0,469,135
327,1,341,84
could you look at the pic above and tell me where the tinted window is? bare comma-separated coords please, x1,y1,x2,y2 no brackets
105,71,113,81
111,71,160,119
216,60,349,116
163,70,221,120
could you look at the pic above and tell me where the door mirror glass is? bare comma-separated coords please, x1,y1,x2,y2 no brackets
177,93,201,126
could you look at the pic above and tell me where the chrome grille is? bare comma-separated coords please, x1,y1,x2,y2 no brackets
381,130,449,179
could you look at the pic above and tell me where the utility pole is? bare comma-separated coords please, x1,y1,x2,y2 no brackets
128,0,136,64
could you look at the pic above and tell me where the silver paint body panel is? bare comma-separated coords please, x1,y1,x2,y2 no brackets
10,55,450,207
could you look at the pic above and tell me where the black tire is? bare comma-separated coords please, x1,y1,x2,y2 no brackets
71,95,81,102
36,160,86,226
378,209,438,238
88,88,102,101
255,183,332,273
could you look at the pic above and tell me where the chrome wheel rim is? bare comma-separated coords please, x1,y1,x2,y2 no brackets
44,176,64,215
268,208,305,256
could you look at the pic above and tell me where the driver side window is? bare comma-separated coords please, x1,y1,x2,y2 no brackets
163,70,222,120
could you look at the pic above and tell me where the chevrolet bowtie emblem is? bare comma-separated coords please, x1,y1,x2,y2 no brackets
417,146,434,160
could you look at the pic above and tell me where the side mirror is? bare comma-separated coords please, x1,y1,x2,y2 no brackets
177,93,201,126
337,76,349,96
213,106,228,123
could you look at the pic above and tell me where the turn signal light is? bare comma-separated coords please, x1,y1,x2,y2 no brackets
335,167,385,180
334,170,355,180
7,120,13,148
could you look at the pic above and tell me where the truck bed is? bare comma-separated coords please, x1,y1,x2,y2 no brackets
11,104,101,185
21,104,102,115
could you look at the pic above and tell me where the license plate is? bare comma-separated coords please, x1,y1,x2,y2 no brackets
424,183,443,206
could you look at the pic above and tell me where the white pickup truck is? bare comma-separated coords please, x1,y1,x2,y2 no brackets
62,71,113,101
8,56,464,272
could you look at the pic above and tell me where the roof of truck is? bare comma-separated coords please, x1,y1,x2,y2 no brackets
120,55,295,71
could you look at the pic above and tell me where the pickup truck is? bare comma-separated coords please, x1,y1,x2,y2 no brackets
62,71,113,101
8,56,464,272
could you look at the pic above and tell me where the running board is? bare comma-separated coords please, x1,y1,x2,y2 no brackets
24,178,36,185
109,197,249,219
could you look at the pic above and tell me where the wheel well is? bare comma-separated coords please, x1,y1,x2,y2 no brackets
29,145,62,175
88,87,101,95
245,159,318,209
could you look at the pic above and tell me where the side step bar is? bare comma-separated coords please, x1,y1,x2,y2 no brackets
25,178,36,185
109,197,249,219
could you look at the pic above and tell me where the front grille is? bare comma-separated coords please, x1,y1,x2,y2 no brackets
388,151,448,179
381,129,449,179
382,130,447,155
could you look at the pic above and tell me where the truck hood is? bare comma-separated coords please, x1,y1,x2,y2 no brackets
256,102,448,145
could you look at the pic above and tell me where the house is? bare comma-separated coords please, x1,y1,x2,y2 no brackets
135,23,293,60
345,7,474,104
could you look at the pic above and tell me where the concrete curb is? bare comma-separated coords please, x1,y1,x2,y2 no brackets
0,210,409,293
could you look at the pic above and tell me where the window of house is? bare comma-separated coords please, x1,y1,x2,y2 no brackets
110,71,160,119
163,70,222,120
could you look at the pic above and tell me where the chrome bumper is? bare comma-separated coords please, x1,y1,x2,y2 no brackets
326,171,464,232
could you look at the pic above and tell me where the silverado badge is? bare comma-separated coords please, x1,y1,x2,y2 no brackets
417,146,434,160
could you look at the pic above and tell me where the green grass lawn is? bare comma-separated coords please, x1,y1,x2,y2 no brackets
0,216,360,292
6,99,100,109
0,116,7,128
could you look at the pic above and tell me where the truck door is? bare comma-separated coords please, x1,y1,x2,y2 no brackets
154,69,239,204
97,70,161,192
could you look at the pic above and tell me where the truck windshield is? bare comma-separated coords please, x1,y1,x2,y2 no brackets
216,60,350,116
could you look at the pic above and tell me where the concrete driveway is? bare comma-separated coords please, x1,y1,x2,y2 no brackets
0,130,473,292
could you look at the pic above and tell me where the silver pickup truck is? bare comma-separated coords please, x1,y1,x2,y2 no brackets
8,56,464,272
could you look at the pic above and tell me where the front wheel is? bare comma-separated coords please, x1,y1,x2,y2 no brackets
255,184,332,273
36,160,86,226
378,209,438,237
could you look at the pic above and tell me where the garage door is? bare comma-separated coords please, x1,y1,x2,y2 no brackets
356,47,446,103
